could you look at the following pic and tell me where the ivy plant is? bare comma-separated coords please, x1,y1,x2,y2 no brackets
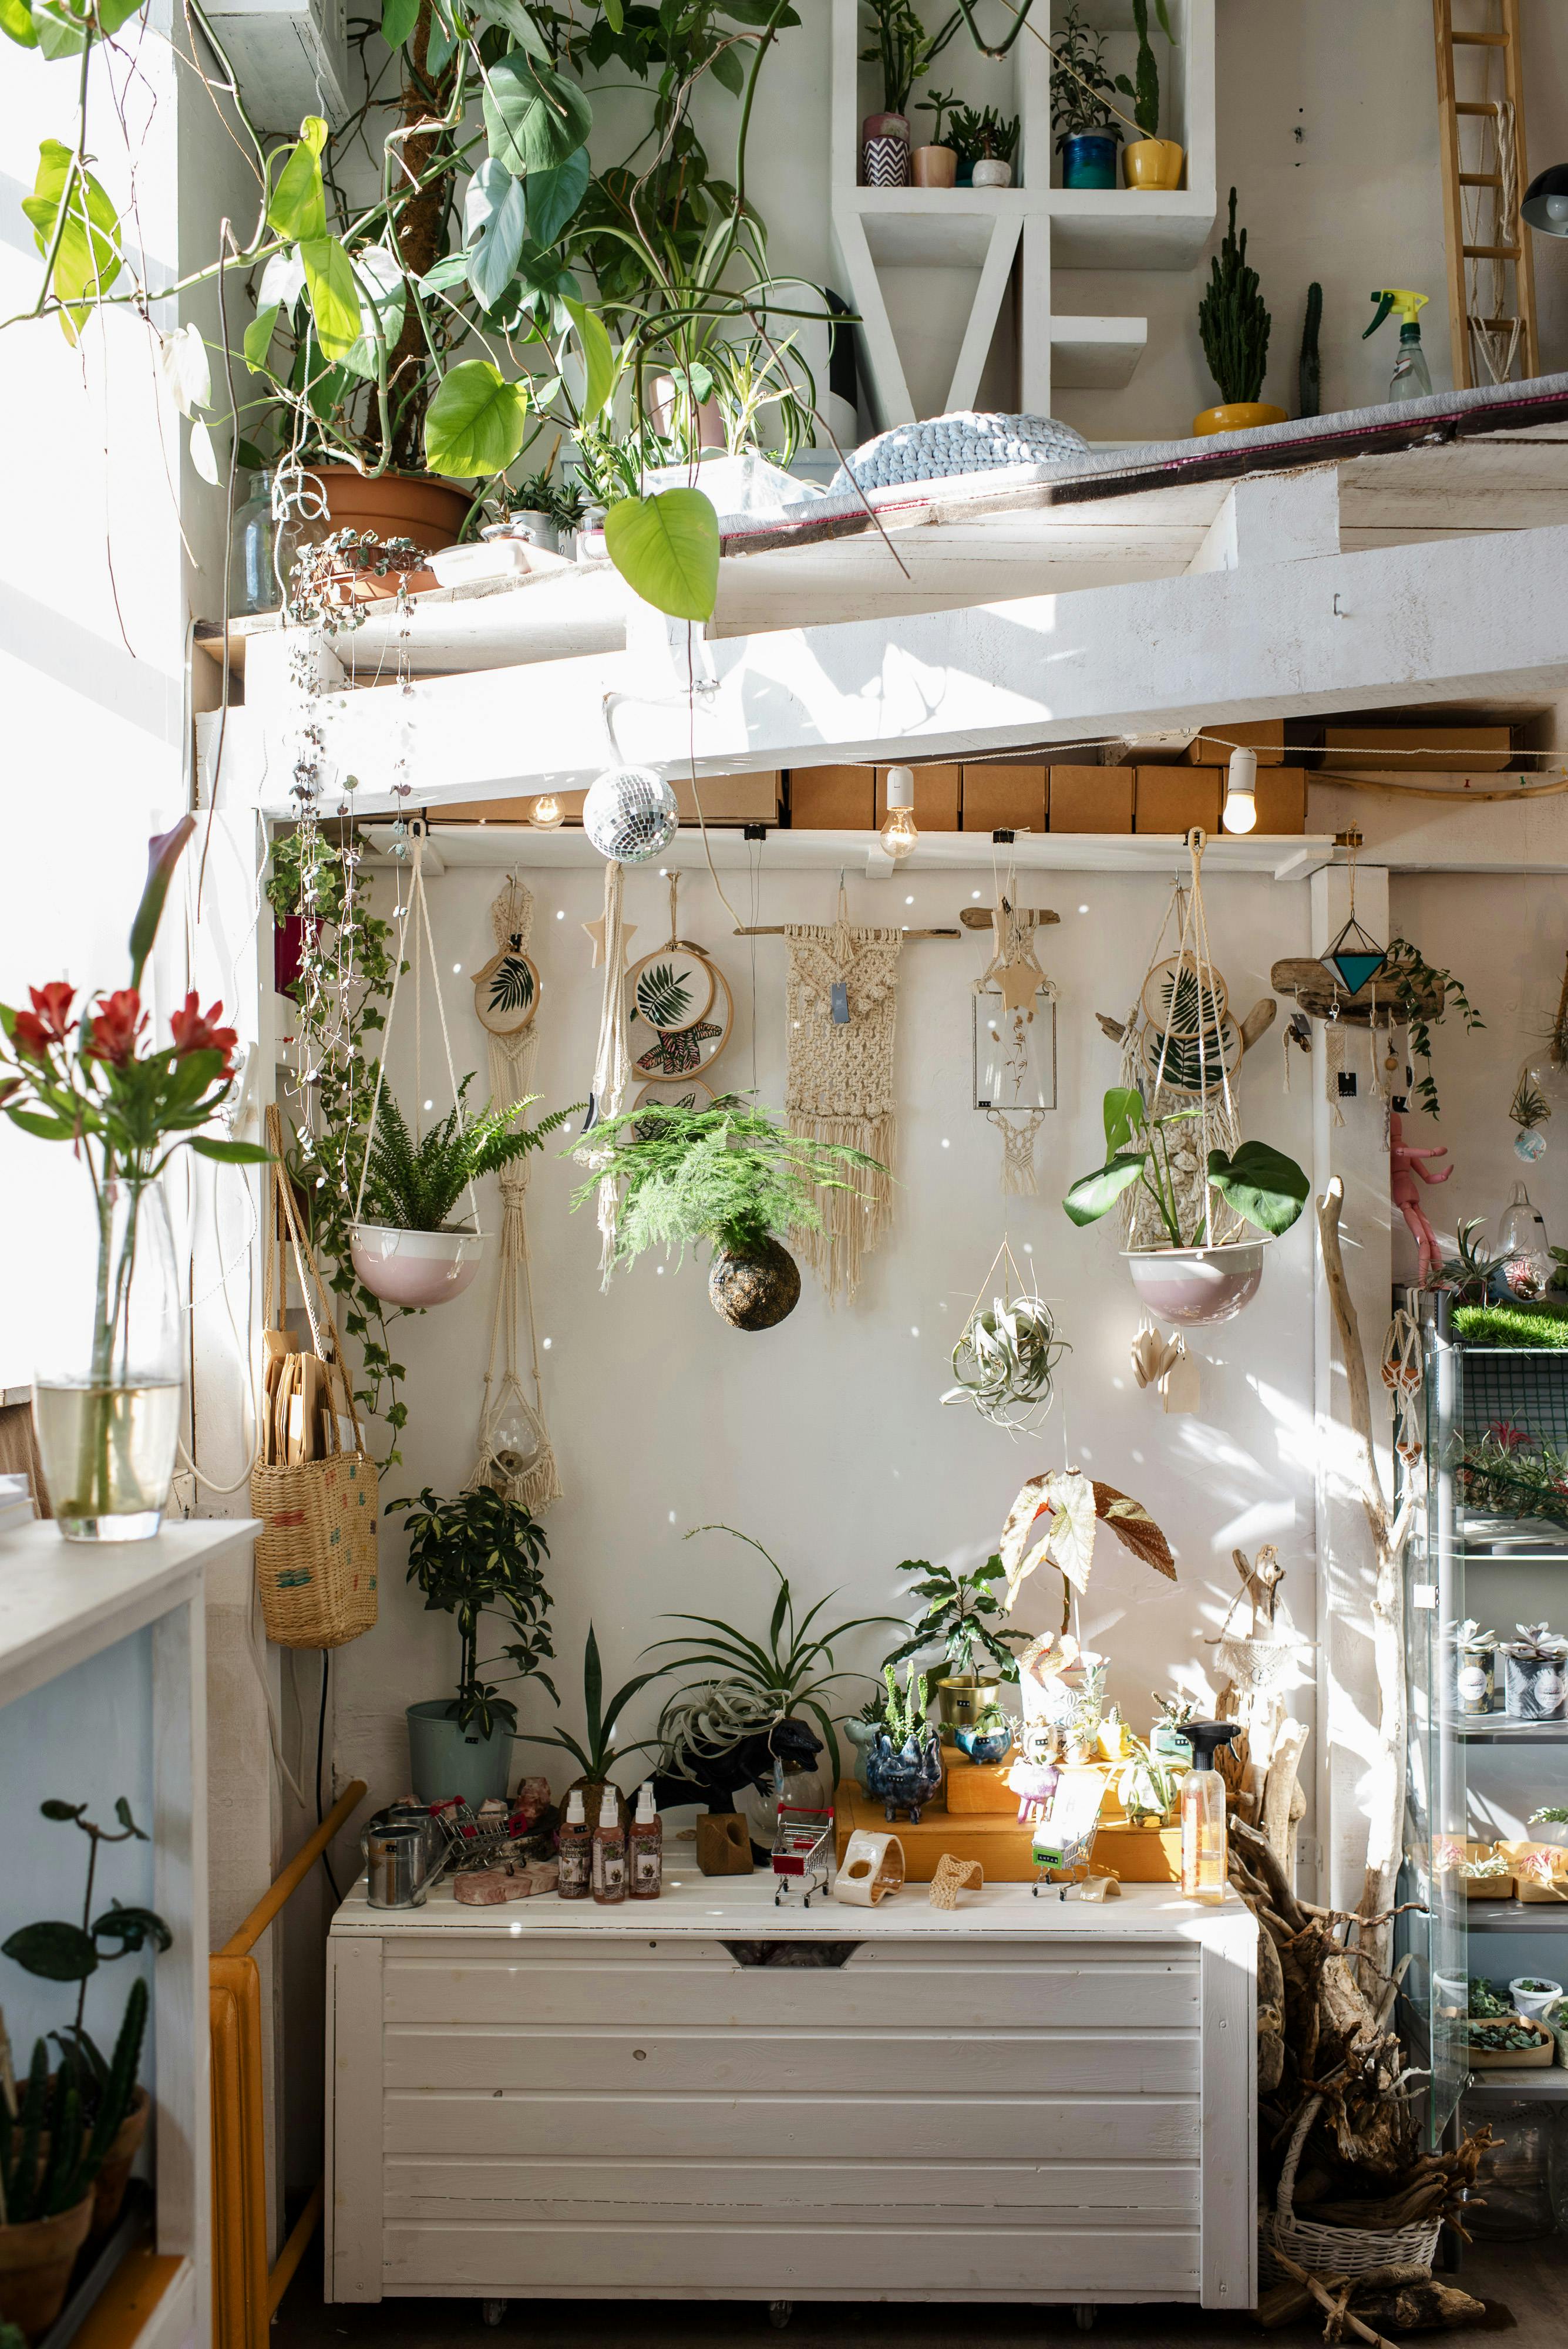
1383,936,1483,1120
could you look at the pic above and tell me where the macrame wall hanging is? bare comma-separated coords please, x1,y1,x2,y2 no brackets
466,877,561,1510
971,871,1058,1194
783,889,900,1301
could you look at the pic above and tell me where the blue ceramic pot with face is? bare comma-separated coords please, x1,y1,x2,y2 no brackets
1060,132,1118,190
955,1724,1013,1766
865,1728,944,1823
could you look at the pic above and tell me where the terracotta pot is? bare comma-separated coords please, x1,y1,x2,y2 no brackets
970,158,1012,189
1192,402,1289,439
349,1224,486,1308
91,2087,150,2235
911,143,957,189
1122,1239,1266,1325
708,1239,801,1330
1123,137,1184,190
0,2196,94,2341
303,466,472,599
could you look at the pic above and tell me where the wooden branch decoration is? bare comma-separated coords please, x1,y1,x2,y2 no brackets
1315,1176,1405,1981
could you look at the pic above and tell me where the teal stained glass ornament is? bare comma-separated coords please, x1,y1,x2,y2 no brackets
1324,910,1387,1001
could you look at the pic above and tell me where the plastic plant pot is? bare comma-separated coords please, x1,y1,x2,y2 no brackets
1509,1976,1564,2022
349,1224,486,1308
1122,1239,1266,1325
406,1700,514,1808
1060,132,1118,189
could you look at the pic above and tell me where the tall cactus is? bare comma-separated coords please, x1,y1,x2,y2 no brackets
0,1978,148,2224
1299,281,1323,418
1197,187,1271,406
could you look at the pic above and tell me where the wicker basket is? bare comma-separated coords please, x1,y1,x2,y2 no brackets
1258,2095,1442,2285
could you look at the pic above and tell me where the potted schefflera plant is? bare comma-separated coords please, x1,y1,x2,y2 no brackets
393,1487,557,1806
884,1555,1028,1742
1065,1084,1309,1325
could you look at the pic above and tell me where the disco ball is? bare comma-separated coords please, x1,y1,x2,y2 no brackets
583,765,678,863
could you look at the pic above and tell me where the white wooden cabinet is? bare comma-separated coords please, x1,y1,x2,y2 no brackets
325,1874,1255,2313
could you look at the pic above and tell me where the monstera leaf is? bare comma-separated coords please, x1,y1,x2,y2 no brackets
1207,1140,1309,1237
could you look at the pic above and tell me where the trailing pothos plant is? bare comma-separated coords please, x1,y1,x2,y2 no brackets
2,0,826,623
1383,937,1483,1121
1064,1085,1310,1250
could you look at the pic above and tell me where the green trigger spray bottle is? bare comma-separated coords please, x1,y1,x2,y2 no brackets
1364,288,1432,402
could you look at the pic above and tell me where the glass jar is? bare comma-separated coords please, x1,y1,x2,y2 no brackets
1495,1182,1552,1302
1461,2095,1556,2239
33,1179,183,1542
228,470,284,615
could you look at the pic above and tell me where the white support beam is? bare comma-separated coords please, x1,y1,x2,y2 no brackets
1187,468,1342,574
223,521,1568,819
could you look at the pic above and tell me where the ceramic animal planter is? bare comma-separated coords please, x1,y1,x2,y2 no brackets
866,1728,943,1824
955,1724,1013,1765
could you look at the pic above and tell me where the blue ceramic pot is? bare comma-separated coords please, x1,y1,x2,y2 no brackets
865,1729,943,1823
1061,132,1118,190
955,1725,1013,1765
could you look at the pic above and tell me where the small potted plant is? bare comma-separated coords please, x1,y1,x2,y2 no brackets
954,1702,1013,1765
860,0,957,187
883,1555,1029,1735
1115,0,1183,190
1051,5,1123,189
393,1487,558,1806
911,88,959,189
519,1624,660,1827
954,105,1020,190
570,1096,883,1331
1116,1734,1179,1828
352,1078,575,1310
1509,1974,1564,2022
1194,189,1286,436
1150,1690,1197,1761
1501,1623,1568,1722
865,1663,943,1824
1064,1084,1309,1324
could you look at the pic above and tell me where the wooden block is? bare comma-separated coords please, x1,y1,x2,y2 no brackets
672,772,780,823
928,1854,984,1908
833,1783,1180,1882
1048,766,1134,833
944,1761,1021,1814
695,1811,753,1875
1320,723,1512,772
1182,720,1286,766
1253,765,1307,834
1135,768,1223,835
788,765,874,828
874,763,959,831
960,763,1047,833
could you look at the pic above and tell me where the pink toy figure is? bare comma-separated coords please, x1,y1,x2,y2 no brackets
1391,1111,1452,1280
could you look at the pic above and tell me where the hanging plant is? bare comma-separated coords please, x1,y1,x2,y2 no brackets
943,1245,1070,1432
1382,937,1484,1120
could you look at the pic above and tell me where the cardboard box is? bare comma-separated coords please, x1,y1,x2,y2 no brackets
960,763,1047,833
1047,766,1134,832
440,793,587,823
1135,767,1223,834
1183,719,1286,766
788,765,875,829
672,770,780,823
1321,725,1512,772
874,763,960,831
1254,765,1307,833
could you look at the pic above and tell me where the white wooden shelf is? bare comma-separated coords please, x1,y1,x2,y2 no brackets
0,1516,254,1708
1053,314,1149,390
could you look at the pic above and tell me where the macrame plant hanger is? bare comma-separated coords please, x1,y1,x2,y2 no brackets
783,879,901,1302
975,842,1055,1194
466,876,563,1510
577,857,633,1283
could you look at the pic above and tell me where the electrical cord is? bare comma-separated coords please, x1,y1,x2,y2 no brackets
317,1651,342,1904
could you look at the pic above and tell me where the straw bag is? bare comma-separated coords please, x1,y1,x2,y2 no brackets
250,1109,378,1649
1258,2095,1442,2284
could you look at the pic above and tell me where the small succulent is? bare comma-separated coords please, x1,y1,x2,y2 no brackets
1467,1976,1512,2018
943,1293,1070,1431
880,1661,931,1752
1508,1621,1568,1661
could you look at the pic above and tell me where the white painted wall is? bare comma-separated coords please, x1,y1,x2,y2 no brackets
332,851,1320,1865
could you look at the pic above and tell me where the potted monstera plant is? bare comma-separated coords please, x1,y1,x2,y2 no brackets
1064,1085,1309,1324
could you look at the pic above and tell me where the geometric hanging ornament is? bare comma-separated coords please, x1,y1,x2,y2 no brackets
1323,908,1388,1001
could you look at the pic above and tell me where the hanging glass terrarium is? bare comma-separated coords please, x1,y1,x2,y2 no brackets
1321,907,1388,1001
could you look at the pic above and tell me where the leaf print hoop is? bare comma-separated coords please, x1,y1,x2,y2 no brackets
627,944,715,1035
473,933,542,1038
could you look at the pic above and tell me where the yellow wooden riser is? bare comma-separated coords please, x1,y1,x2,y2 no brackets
835,1782,1182,1883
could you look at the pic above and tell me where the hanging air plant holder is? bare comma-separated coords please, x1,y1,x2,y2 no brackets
1322,907,1388,1002
351,836,487,1310
942,1239,1069,1432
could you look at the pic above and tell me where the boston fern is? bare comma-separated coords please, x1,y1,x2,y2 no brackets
393,1487,556,1737
570,1096,884,1267
365,1079,578,1232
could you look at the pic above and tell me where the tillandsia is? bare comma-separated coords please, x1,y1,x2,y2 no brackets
1116,1734,1176,1826
364,1075,578,1233
943,1293,1070,1431
1426,1216,1510,1303
1459,1427,1568,1522
392,1486,556,1736
1064,1085,1308,1250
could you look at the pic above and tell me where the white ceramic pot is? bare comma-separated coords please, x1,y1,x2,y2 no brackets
1122,1239,1266,1325
971,158,1012,189
1509,1974,1564,2022
349,1224,486,1309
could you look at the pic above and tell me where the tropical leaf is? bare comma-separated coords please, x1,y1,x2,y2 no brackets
486,954,535,1015
1062,1150,1147,1227
22,140,122,342
338,245,407,380
1091,1482,1176,1581
603,488,719,622
464,159,529,314
563,293,614,421
2,1921,97,1983
267,116,328,241
482,52,593,174
423,359,529,477
524,146,591,247
1103,1085,1144,1154
1207,1140,1309,1237
635,961,692,1031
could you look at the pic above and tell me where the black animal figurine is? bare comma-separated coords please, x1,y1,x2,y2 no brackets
651,1715,824,1862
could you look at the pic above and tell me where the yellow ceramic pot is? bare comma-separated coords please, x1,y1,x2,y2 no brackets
1192,402,1289,438
1123,137,1183,190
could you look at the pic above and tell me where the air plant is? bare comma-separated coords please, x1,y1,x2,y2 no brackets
1425,1217,1509,1303
1117,1734,1177,1827
1511,1069,1550,1132
1459,1431,1568,1522
943,1293,1070,1431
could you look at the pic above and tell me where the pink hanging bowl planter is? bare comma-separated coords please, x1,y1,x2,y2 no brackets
1121,1239,1266,1326
350,1224,486,1309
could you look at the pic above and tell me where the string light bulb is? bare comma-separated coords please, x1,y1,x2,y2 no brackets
529,795,566,830
880,764,918,860
1222,746,1257,834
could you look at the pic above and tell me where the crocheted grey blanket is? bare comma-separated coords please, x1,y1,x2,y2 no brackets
830,410,1091,493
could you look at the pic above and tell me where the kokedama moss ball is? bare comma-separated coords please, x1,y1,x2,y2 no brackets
708,1239,801,1330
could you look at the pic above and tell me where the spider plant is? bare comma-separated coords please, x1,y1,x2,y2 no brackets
363,1078,578,1233
643,1526,899,1785
517,1625,659,1789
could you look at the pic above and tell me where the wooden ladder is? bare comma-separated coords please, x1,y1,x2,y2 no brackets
1432,0,1540,386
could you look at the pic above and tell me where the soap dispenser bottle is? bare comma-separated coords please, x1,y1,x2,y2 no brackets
1179,1721,1243,1904
629,1781,664,1901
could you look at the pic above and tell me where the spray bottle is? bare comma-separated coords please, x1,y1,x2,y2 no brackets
629,1781,664,1901
1363,288,1432,402
1178,1720,1243,1904
557,1788,591,1901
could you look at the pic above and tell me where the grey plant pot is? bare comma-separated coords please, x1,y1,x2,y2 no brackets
406,1700,513,1807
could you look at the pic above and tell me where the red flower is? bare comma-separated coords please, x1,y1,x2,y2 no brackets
168,991,237,1073
12,981,76,1061
83,990,147,1068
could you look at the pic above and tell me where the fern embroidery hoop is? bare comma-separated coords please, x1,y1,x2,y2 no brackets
627,874,733,1082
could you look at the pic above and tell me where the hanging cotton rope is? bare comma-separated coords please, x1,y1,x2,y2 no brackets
577,859,632,1284
465,877,563,1512
353,833,478,1232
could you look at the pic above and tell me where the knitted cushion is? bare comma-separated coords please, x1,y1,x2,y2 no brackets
830,410,1091,493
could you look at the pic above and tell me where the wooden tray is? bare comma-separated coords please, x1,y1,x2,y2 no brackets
1464,2018,1556,2067
834,1783,1180,1883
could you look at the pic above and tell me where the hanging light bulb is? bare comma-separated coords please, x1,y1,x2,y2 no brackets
879,764,918,860
1222,746,1257,834
529,794,566,830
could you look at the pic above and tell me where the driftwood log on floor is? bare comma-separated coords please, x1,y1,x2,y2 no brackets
1260,2250,1489,2342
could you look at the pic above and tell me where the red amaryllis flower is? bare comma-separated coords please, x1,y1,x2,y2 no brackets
169,992,238,1071
83,989,147,1068
11,981,76,1059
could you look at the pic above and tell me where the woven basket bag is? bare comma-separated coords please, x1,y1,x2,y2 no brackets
1258,2094,1442,2285
251,1109,378,1649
